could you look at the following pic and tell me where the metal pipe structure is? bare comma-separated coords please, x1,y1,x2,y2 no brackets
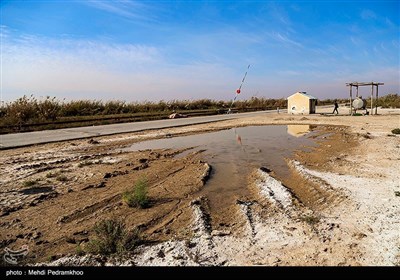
346,82,384,115
228,65,250,114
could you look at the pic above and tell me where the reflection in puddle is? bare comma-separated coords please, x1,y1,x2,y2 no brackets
123,125,319,216
287,125,311,138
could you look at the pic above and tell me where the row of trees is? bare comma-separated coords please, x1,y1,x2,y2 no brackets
0,94,399,127
0,95,287,126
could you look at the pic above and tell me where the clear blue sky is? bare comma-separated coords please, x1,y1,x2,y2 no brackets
1,0,399,102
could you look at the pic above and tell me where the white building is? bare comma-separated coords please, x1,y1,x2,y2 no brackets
287,92,317,115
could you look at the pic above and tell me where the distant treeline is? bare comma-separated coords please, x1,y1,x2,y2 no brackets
318,94,400,108
0,95,287,126
0,94,399,127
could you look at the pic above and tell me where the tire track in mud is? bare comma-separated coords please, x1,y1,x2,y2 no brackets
235,168,303,242
286,159,347,210
144,161,342,265
236,200,257,238
234,165,359,265
255,167,296,210
40,162,354,266
2,151,122,184
3,123,368,265
56,157,211,244
221,165,345,246
28,123,376,266
145,164,212,237
255,159,346,213
251,165,343,219
57,165,191,225
141,200,182,232
191,197,212,238
56,194,122,224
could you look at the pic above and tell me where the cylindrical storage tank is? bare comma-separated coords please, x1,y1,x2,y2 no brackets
352,98,367,109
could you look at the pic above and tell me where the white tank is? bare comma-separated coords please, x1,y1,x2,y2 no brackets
352,98,366,109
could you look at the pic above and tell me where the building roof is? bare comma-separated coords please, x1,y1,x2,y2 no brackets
287,91,317,100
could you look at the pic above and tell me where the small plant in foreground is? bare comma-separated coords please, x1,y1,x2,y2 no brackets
46,172,57,178
56,175,69,182
300,214,320,225
391,128,400,135
75,245,85,256
47,255,56,262
395,191,400,197
23,180,37,187
122,178,150,208
85,219,141,255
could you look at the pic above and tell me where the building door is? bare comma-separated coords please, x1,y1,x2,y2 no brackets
309,100,315,114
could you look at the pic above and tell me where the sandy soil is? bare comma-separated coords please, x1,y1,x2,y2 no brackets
1,108,399,266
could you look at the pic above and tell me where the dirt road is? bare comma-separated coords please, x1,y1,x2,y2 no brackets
1,109,399,266
0,110,273,149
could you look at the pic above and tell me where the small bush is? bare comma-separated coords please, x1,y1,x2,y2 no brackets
395,191,400,197
300,215,320,225
37,96,61,121
56,175,69,182
391,128,400,135
23,180,37,187
46,172,57,178
85,219,141,255
123,178,149,208
47,255,56,262
75,245,85,256
4,95,39,126
376,93,400,108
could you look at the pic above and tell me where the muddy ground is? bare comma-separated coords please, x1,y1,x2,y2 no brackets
0,109,399,266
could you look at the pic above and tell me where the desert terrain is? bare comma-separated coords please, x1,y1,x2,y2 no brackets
1,108,399,266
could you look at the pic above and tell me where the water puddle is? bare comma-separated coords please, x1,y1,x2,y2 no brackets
287,124,312,137
123,125,321,216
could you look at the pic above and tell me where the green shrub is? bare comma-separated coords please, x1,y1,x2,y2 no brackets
56,175,69,182
47,255,56,262
23,180,37,187
300,215,320,225
123,178,149,208
376,93,400,108
85,219,141,255
391,128,400,135
75,245,85,256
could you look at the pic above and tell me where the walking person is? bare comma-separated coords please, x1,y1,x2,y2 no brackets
332,101,339,115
